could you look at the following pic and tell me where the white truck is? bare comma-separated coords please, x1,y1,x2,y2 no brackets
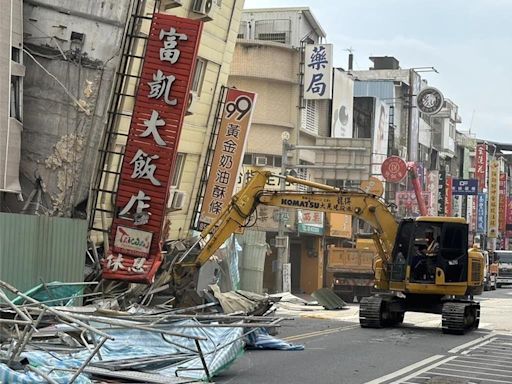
494,250,512,288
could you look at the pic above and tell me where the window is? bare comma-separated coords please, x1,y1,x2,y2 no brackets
191,58,206,95
301,100,318,134
171,153,186,187
10,76,21,121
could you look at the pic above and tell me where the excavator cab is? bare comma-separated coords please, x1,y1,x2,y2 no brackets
363,216,483,334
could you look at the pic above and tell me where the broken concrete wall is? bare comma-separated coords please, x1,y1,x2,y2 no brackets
13,0,132,217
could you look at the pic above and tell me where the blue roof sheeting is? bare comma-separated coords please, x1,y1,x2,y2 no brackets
354,80,395,100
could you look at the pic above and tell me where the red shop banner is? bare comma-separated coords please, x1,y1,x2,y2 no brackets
506,196,512,237
445,175,453,216
475,144,487,192
103,14,203,283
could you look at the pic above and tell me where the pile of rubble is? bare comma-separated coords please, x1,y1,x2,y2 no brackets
0,280,301,383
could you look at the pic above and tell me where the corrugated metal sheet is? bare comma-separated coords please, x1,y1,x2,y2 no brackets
354,80,395,100
0,213,86,297
236,230,267,294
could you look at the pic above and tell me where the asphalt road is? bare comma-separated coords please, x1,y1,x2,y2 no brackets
216,288,512,384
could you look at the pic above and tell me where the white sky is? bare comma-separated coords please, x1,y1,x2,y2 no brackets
243,0,512,142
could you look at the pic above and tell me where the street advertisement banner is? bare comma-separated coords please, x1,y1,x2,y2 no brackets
370,100,390,182
426,170,439,216
477,193,487,234
499,173,507,233
331,69,353,138
197,88,257,231
445,175,453,216
105,14,203,283
438,170,446,215
488,160,500,238
304,44,332,100
396,191,431,217
451,179,478,196
475,144,487,192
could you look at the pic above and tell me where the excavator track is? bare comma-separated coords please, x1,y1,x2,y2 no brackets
359,295,384,328
442,301,480,334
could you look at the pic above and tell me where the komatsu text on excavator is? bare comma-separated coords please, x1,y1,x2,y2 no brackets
171,171,483,334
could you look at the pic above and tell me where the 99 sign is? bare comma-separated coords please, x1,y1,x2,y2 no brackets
225,95,253,121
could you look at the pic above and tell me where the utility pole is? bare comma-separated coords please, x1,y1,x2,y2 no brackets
275,132,290,292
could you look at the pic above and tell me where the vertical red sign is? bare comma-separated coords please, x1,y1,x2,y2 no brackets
507,197,512,237
445,175,453,216
475,144,487,192
103,14,203,283
499,173,508,233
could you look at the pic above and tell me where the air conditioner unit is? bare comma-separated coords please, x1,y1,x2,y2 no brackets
254,156,267,167
161,0,182,9
187,92,200,115
167,189,186,211
191,0,215,21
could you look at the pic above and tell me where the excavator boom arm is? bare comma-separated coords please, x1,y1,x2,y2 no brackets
190,171,398,269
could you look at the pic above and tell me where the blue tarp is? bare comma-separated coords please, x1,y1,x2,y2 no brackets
0,320,244,383
245,328,304,351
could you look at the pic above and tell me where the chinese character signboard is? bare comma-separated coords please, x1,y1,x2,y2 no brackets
298,210,324,235
396,191,431,217
198,88,257,230
381,156,407,183
304,44,332,100
475,144,487,192
487,160,500,238
451,179,478,196
477,193,487,234
438,170,446,215
426,170,439,216
467,195,477,233
499,173,508,233
104,14,203,283
445,175,453,216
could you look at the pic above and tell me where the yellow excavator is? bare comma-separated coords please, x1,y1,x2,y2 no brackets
172,171,483,334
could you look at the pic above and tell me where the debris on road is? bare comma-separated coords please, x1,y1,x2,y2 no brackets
0,279,298,383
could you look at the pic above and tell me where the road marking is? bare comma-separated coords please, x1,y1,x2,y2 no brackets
433,366,512,381
461,337,496,354
390,356,457,384
282,324,359,342
428,370,512,383
364,354,446,384
448,332,496,353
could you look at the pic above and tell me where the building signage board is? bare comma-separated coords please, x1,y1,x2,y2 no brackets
197,88,257,230
451,179,478,196
499,173,507,233
304,44,333,100
298,210,324,235
426,170,439,216
475,144,487,192
396,191,431,217
466,195,476,233
104,14,203,283
381,156,407,183
477,193,487,234
416,87,444,115
370,100,390,182
445,175,453,216
437,170,446,215
331,69,353,138
488,160,500,238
